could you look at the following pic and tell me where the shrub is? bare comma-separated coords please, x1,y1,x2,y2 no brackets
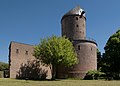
84,70,105,80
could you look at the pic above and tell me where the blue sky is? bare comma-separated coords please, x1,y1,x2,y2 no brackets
0,0,120,63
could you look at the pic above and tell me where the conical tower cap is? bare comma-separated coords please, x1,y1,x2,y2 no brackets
65,6,85,17
61,6,86,22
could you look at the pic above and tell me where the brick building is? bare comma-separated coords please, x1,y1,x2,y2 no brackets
9,6,97,79
9,41,51,79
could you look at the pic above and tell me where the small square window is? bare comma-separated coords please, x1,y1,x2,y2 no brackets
91,47,93,51
26,51,28,55
76,17,78,20
76,24,79,27
16,49,19,54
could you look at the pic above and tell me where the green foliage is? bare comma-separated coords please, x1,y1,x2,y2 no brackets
0,62,9,71
84,70,105,80
33,35,78,79
97,49,102,70
104,29,120,78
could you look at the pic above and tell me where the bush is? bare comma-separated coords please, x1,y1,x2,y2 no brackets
0,62,9,71
84,70,105,80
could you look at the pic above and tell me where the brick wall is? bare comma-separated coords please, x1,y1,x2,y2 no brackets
9,41,51,79
60,9,97,79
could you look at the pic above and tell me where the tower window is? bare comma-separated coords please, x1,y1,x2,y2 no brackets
76,24,79,27
26,51,28,55
76,17,78,20
91,47,93,51
78,45,80,50
16,49,19,54
82,23,85,27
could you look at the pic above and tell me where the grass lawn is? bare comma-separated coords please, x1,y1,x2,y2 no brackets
0,78,120,86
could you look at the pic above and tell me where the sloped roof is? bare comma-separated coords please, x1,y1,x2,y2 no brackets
64,6,85,17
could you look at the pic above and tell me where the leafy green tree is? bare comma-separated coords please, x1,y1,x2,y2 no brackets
84,70,105,80
97,49,102,70
97,50,108,73
0,62,9,71
33,36,78,79
104,29,120,79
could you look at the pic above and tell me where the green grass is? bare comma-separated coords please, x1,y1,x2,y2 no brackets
0,78,120,86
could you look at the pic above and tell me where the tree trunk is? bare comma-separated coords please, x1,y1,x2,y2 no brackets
51,65,56,80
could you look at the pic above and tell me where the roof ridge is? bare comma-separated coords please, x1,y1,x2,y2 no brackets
10,41,34,46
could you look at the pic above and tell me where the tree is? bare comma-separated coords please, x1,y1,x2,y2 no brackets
97,49,102,70
0,62,9,71
104,29,120,79
84,70,105,80
97,50,107,73
33,36,78,79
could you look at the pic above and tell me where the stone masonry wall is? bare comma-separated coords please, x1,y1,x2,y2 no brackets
9,41,51,79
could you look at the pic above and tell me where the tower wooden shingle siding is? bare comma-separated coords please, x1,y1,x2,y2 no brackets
61,6,97,78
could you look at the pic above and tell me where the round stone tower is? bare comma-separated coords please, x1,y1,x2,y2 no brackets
60,6,97,79
61,6,86,40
